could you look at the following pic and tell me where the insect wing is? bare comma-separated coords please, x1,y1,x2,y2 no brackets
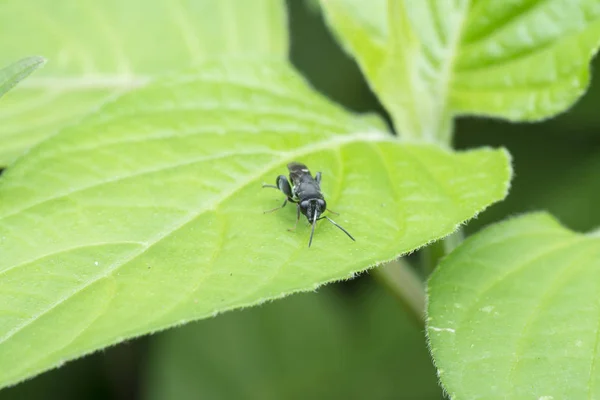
287,162,311,186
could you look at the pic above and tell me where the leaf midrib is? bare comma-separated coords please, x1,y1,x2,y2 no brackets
0,131,389,219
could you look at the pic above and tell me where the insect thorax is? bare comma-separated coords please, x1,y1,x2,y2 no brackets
293,180,322,201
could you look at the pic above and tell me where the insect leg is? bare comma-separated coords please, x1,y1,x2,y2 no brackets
315,171,322,185
326,209,340,215
287,204,301,232
262,175,291,193
276,175,293,198
263,175,295,213
263,198,288,214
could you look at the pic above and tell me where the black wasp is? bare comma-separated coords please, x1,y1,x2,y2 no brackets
263,162,355,247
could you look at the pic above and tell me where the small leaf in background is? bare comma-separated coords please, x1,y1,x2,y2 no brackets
0,57,45,99
428,213,600,399
320,0,600,141
144,284,442,399
458,119,600,234
0,0,288,165
0,60,512,388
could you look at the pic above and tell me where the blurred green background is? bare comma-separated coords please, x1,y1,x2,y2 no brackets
2,1,599,399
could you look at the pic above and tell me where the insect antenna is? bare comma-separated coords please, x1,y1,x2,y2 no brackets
308,210,318,247
323,216,355,242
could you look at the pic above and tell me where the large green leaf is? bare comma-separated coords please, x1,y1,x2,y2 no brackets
428,213,600,399
0,0,287,165
0,59,511,388
144,284,442,399
320,0,600,142
0,57,45,99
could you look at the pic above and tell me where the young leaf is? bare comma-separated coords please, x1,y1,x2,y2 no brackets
0,0,288,165
428,213,600,399
0,56,45,99
320,0,600,142
0,60,511,388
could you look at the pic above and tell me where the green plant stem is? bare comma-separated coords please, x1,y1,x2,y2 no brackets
444,227,465,252
420,240,445,277
420,228,464,276
373,258,426,327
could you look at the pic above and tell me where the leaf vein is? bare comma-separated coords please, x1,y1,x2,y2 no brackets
0,241,144,277
0,150,275,220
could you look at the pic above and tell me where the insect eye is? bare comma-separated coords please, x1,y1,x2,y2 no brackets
300,200,310,210
318,199,326,210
